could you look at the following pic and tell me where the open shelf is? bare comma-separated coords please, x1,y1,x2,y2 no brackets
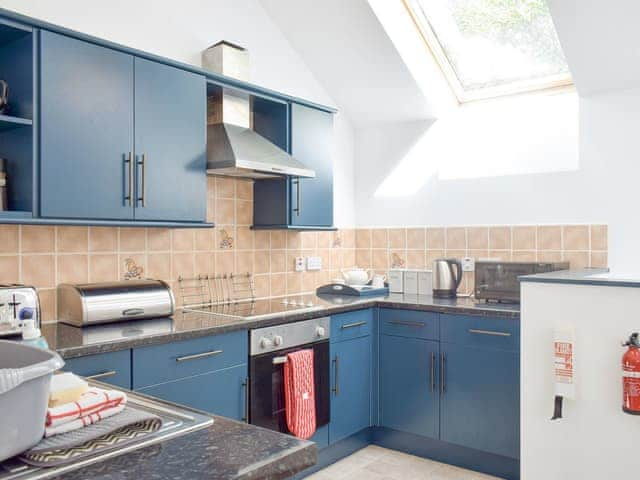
0,20,31,46
0,114,32,131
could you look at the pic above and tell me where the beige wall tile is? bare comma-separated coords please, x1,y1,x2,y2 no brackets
537,226,561,250
488,250,511,261
172,229,195,251
563,251,589,269
591,225,608,251
0,225,18,253
146,253,171,282
372,249,388,271
236,251,254,274
407,228,426,250
356,249,372,268
317,231,333,249
512,226,536,250
89,227,118,252
287,232,301,250
21,225,54,253
89,254,118,282
38,289,56,321
207,177,216,198
427,228,445,249
301,231,317,249
317,249,331,271
215,252,234,274
254,274,269,298
0,256,19,283
57,254,88,284
489,226,511,250
406,249,426,269
22,255,55,288
236,180,253,200
254,251,270,274
146,228,171,252
216,199,235,224
286,273,302,294
445,249,465,261
254,231,270,250
371,229,387,249
355,229,371,249
446,228,466,250
467,227,488,250
388,228,406,249
206,197,215,223
270,231,286,249
57,226,88,253
270,251,286,273
512,250,537,262
537,251,562,263
194,229,215,251
270,273,286,297
302,271,318,292
215,177,235,198
341,229,355,249
194,252,215,274
343,249,356,268
563,225,589,251
467,250,489,261
330,249,344,270
591,251,608,268
426,250,445,265
120,228,146,251
235,227,254,250
236,200,253,225
172,253,195,279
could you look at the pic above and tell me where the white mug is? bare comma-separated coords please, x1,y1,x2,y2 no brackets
372,274,386,288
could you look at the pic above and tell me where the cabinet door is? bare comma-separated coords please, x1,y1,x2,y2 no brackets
379,335,439,439
40,31,134,220
63,350,132,390
137,364,248,421
330,335,371,443
289,104,333,227
133,57,206,222
440,343,520,459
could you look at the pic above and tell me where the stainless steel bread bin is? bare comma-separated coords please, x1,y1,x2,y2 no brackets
57,280,175,327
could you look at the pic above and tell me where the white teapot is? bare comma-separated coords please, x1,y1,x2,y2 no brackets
341,267,373,286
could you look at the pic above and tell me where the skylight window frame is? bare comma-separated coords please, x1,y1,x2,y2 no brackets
402,0,574,104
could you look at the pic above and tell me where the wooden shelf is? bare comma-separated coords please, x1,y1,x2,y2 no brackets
0,114,32,131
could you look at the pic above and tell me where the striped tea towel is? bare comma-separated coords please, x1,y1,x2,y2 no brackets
45,387,127,433
45,403,125,437
284,349,316,440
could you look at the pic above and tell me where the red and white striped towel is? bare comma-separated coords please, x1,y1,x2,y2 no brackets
44,403,125,437
45,387,127,432
284,349,316,440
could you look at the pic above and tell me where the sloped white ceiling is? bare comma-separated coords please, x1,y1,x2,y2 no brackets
259,0,434,127
548,0,640,96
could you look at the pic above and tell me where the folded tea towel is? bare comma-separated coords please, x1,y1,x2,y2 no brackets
284,349,316,440
46,387,127,429
44,403,125,437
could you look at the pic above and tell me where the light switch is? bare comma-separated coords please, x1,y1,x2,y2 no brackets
307,256,322,271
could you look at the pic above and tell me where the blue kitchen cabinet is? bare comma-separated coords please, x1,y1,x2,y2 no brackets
379,334,439,439
329,335,371,443
39,31,207,223
253,102,334,229
62,350,132,390
133,58,206,222
137,364,248,421
39,30,135,220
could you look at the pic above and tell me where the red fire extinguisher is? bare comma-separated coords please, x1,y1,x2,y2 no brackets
622,332,640,414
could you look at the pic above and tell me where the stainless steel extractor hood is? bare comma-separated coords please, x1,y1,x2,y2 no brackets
203,41,315,179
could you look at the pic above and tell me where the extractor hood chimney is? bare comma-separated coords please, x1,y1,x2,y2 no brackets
203,41,315,179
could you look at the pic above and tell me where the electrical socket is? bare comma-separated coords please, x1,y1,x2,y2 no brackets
294,256,305,272
462,257,475,272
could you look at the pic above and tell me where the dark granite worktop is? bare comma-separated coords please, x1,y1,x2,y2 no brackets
43,294,519,359
50,401,315,480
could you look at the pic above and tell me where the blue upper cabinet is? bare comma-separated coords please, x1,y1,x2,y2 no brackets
253,102,334,230
133,58,206,222
39,30,135,220
289,103,333,227
39,31,207,224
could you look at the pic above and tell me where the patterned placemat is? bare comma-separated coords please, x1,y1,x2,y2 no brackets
19,407,162,467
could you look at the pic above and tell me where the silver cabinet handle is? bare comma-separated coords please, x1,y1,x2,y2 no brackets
430,352,436,393
124,152,133,206
440,353,446,395
332,355,339,396
86,370,117,380
386,320,426,328
292,177,300,216
137,153,146,207
241,378,249,423
341,321,367,330
468,328,511,337
175,349,223,362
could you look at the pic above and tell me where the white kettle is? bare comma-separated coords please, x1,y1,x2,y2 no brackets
341,268,373,286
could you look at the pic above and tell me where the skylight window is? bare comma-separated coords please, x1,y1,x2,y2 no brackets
404,0,572,102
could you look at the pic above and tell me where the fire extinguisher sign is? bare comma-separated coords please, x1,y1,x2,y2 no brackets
554,341,574,385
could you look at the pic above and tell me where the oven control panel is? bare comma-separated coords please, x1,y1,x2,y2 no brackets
250,317,330,355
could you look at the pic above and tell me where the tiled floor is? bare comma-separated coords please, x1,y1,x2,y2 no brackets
305,445,503,480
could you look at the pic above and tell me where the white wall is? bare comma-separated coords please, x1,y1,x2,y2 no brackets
0,0,356,226
521,280,640,479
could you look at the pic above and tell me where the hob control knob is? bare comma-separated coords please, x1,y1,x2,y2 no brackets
260,337,273,349
273,335,284,347
316,326,326,337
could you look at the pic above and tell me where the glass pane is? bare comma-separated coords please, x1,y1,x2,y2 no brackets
413,0,569,92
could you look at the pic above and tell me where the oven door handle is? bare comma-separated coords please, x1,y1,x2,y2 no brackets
272,356,288,365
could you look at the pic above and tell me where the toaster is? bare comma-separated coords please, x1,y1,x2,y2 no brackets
0,284,40,337
57,280,175,327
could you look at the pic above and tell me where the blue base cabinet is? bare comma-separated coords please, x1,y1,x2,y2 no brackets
62,350,132,390
379,334,439,439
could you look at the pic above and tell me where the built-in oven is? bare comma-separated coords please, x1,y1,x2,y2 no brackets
249,317,331,433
